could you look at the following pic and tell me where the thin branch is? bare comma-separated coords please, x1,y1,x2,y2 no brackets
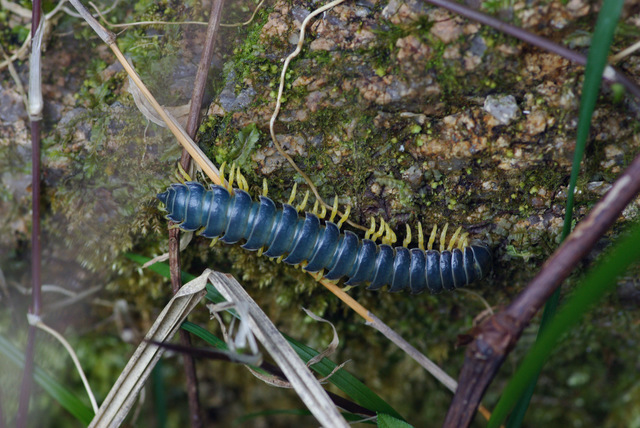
180,0,225,168
16,4,43,425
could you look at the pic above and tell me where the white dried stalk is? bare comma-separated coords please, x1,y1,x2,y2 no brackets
28,16,45,120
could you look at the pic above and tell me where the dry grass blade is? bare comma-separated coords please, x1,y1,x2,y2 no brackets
88,274,208,427
206,270,349,428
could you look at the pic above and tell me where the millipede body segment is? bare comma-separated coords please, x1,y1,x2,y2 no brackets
157,181,492,294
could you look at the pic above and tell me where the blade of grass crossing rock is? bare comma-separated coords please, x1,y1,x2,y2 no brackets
506,2,625,426
493,220,640,428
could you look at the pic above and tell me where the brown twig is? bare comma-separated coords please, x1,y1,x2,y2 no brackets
419,0,640,99
444,152,640,427
180,0,225,169
168,2,225,427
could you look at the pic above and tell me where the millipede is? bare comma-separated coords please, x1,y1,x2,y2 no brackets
157,167,492,294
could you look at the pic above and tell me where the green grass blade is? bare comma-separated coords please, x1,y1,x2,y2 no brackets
181,321,228,349
282,333,404,420
490,220,640,427
506,2,625,426
377,412,415,428
0,335,94,425
561,0,624,240
151,360,167,428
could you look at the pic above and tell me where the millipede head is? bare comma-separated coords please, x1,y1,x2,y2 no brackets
157,190,169,207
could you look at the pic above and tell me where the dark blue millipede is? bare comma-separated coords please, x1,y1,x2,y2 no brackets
157,181,492,294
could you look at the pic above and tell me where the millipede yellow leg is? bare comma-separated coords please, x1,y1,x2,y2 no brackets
336,205,351,229
296,190,310,212
318,202,327,219
427,224,438,250
312,269,324,280
440,223,449,253
276,255,284,264
177,162,192,182
372,218,386,242
219,162,227,184
287,182,298,205
237,169,249,192
312,199,319,216
328,196,339,223
262,178,269,197
382,222,397,245
209,237,219,247
227,163,237,192
257,247,264,257
364,217,376,240
417,222,425,251
447,226,462,251
459,232,470,248
402,224,412,247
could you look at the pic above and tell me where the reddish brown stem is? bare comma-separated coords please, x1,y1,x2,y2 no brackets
168,1,225,427
444,153,640,427
16,18,42,423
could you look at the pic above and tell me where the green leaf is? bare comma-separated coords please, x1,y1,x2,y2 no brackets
378,412,415,428
234,123,261,164
181,321,228,349
283,333,405,421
